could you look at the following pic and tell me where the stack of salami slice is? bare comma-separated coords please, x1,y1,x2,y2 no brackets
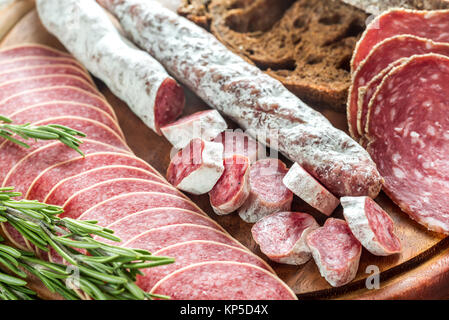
347,9,449,234
0,44,296,300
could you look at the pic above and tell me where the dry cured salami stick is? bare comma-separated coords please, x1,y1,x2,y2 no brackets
36,0,185,134
98,0,382,198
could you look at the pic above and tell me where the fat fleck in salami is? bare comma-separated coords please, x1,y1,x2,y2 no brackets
251,212,319,265
150,261,297,300
341,196,401,256
161,110,227,149
366,54,449,234
37,0,185,134
0,43,72,60
306,218,362,287
239,158,292,223
283,163,339,216
213,130,263,163
98,0,382,198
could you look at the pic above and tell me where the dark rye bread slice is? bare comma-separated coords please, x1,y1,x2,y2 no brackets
178,0,368,111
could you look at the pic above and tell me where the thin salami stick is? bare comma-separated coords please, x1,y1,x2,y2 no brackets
36,0,185,134
98,0,382,198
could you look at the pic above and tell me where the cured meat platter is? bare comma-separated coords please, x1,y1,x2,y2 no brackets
1,0,449,300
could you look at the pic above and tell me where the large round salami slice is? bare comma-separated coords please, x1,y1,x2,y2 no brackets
62,178,181,218
0,44,72,60
150,261,297,300
251,212,319,266
0,56,85,73
137,240,274,291
366,54,449,234
77,192,202,225
348,35,449,140
341,196,401,256
352,9,449,71
29,153,160,202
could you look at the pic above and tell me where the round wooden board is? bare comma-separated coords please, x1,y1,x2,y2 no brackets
1,1,449,300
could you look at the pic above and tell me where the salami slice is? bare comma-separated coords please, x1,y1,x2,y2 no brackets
348,35,449,140
238,158,292,223
341,196,401,256
28,153,160,202
43,165,163,205
166,138,224,195
366,54,449,234
251,212,319,266
77,192,202,226
62,178,181,218
161,110,227,149
0,86,116,120
150,261,297,300
213,130,264,163
209,155,250,215
283,163,340,216
0,44,72,60
352,9,449,71
37,0,185,134
306,218,362,287
0,56,85,73
137,240,274,291
122,224,244,252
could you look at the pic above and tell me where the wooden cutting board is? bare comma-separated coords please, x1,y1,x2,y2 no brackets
1,1,449,299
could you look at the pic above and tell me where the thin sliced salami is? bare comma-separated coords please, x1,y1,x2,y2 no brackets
213,130,264,163
366,54,449,234
161,110,227,149
283,163,339,216
150,261,297,300
209,155,250,215
137,240,274,291
341,196,401,256
0,43,72,60
251,212,319,265
0,56,85,73
239,158,292,223
306,218,362,287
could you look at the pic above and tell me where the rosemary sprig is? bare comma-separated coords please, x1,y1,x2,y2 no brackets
0,116,85,156
0,187,174,300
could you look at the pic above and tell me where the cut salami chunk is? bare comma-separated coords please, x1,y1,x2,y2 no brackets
167,138,224,195
122,224,244,252
150,261,297,300
0,86,116,120
161,110,227,149
348,35,449,140
62,178,181,218
251,212,319,265
44,165,163,205
77,192,202,226
213,130,263,163
341,196,401,256
283,163,339,216
209,155,250,215
366,54,449,234
137,240,274,291
29,153,160,202
0,44,72,60
352,9,449,71
238,159,292,223
306,218,362,287
0,56,85,73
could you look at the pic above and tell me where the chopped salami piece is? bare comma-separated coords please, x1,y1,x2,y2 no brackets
352,9,449,71
366,54,449,234
251,212,319,265
150,261,297,300
306,218,362,287
122,224,244,252
137,240,274,291
43,165,163,205
0,56,85,73
167,138,224,195
238,158,292,223
99,0,383,198
62,178,181,218
209,155,250,215
0,44,72,60
341,196,401,256
348,35,449,140
161,110,227,149
283,163,339,216
77,192,202,226
213,130,264,163
37,0,185,134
